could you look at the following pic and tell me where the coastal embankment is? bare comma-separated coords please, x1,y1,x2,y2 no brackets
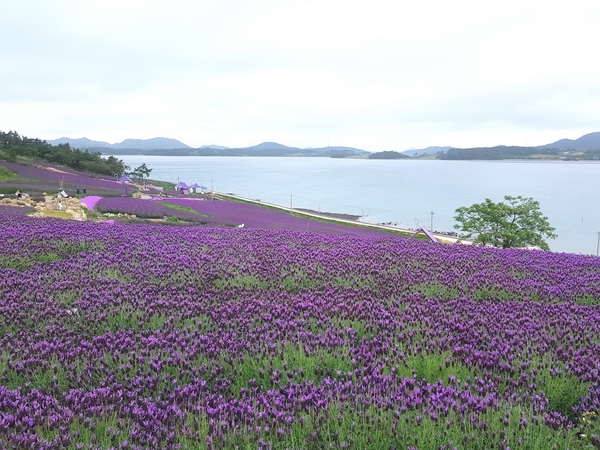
215,192,468,245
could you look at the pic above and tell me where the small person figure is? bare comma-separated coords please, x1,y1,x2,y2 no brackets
58,202,63,211
15,189,21,198
83,188,86,194
76,187,80,195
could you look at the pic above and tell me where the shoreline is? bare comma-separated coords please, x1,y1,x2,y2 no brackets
295,208,361,221
215,192,469,245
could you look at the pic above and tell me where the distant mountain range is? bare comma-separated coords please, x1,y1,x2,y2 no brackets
48,137,190,150
47,132,600,158
48,137,369,157
538,132,600,151
438,132,600,161
403,132,600,156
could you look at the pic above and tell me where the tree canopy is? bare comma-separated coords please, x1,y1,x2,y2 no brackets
454,195,557,250
0,130,128,177
367,151,409,160
128,163,152,180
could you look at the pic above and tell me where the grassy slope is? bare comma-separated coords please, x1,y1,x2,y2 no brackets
0,165,16,181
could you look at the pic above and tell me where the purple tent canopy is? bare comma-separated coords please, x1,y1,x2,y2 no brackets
176,182,189,190
410,227,439,243
119,175,131,182
190,183,200,189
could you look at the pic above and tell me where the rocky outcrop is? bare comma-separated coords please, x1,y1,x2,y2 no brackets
0,194,87,220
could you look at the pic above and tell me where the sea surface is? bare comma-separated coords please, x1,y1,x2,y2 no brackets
115,155,600,255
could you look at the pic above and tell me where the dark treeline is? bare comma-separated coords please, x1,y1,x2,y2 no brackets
438,146,600,160
439,146,563,160
0,131,127,176
368,151,409,160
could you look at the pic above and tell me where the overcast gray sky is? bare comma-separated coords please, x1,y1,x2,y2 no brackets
2,0,599,150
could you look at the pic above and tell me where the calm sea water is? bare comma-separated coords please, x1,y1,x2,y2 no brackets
115,155,600,255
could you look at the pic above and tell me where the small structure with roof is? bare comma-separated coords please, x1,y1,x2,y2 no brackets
410,227,439,243
175,181,189,191
175,182,190,195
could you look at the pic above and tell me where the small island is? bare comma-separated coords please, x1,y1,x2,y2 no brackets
367,151,409,160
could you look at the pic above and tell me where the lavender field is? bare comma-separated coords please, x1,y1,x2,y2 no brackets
158,198,391,236
95,198,207,223
1,212,600,449
91,196,392,237
0,162,128,197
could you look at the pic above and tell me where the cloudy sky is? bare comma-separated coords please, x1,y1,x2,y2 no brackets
2,0,599,151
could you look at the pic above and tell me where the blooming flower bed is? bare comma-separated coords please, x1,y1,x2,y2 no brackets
160,198,391,237
0,205,36,215
95,197,208,222
1,213,599,449
80,196,103,211
0,162,126,195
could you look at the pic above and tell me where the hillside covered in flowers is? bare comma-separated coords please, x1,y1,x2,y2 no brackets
1,212,600,449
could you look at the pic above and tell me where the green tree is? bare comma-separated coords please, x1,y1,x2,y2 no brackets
0,130,128,176
453,195,557,250
128,163,152,181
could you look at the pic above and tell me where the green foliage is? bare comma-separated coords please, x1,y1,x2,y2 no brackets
157,201,204,215
413,282,459,299
55,291,78,305
65,414,127,449
440,146,563,160
368,150,409,159
0,255,33,270
99,268,127,281
0,165,16,180
0,130,127,176
127,163,152,180
35,252,61,265
397,351,476,384
0,354,72,392
543,374,590,420
147,179,175,190
178,403,591,449
82,207,102,220
454,195,557,250
575,295,600,306
228,343,352,397
41,211,73,219
214,274,268,289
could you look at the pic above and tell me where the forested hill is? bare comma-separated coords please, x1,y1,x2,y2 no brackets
0,130,127,176
368,151,409,159
438,132,600,160
540,131,600,151
439,146,600,160
440,146,560,160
